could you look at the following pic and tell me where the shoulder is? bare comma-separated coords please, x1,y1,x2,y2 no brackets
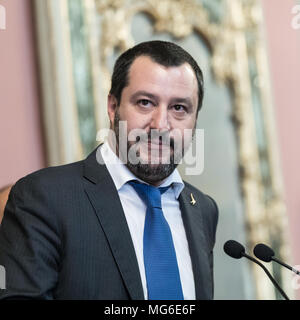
10,160,86,203
19,159,84,184
4,160,91,238
183,181,219,217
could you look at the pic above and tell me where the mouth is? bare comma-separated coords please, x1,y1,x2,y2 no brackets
146,139,171,149
134,135,175,159
127,137,176,165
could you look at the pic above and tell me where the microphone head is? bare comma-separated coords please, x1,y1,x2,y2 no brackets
253,243,274,262
223,240,245,259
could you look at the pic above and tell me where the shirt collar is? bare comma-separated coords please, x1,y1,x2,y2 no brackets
100,141,185,199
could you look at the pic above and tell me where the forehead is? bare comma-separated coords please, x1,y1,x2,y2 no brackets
126,56,198,99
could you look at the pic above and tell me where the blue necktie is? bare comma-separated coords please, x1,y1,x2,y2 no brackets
129,181,184,300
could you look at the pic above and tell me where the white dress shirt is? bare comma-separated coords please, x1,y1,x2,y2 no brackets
100,142,196,300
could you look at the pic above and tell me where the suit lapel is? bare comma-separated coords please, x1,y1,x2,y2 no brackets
83,147,144,300
179,187,212,300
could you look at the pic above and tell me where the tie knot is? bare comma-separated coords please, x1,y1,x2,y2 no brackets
128,181,169,209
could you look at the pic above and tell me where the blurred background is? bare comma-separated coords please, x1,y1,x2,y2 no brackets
0,0,300,299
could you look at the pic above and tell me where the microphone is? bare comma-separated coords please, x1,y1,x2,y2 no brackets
224,240,289,300
254,243,300,276
223,239,245,258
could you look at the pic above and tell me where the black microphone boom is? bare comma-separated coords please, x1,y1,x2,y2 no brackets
224,240,290,300
254,243,300,276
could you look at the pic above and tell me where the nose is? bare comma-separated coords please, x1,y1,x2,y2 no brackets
150,106,170,131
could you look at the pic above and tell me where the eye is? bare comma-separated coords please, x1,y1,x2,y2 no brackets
137,99,153,107
173,104,187,112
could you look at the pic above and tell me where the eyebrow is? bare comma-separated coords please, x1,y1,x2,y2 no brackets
130,90,194,109
130,91,159,103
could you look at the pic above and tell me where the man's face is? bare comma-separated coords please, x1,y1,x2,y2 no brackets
108,55,199,185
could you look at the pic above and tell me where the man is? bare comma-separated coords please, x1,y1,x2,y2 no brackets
0,41,218,300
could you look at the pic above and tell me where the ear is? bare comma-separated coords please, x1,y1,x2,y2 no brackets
107,94,118,128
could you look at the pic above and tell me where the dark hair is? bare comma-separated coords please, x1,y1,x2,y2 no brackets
109,40,204,114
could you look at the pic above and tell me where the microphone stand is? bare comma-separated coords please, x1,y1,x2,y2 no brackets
242,252,290,300
271,257,300,276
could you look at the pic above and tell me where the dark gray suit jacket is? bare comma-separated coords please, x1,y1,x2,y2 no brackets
0,146,218,300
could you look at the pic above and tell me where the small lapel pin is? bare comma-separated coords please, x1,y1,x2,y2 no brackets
190,193,196,205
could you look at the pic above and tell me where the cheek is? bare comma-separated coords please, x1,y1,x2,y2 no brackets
120,108,151,132
170,117,195,134
126,118,144,134
170,120,195,147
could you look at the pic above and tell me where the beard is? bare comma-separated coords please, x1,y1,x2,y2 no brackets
113,109,190,184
